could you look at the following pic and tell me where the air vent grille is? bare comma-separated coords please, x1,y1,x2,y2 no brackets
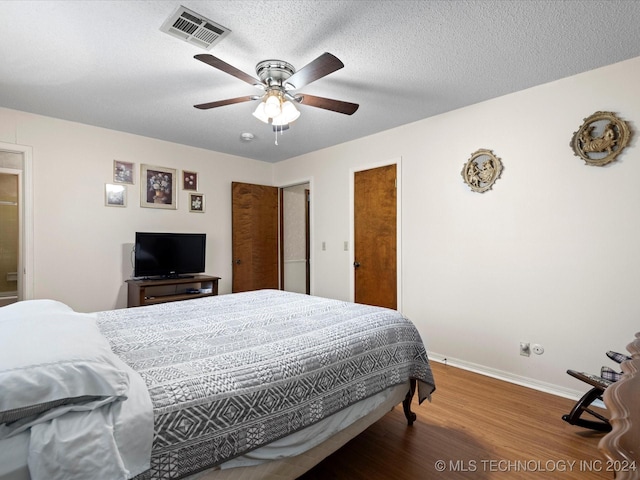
160,5,230,50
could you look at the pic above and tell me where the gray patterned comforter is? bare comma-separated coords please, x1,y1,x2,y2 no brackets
96,289,435,479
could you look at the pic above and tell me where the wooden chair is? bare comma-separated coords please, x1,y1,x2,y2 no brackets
562,369,613,431
563,350,633,432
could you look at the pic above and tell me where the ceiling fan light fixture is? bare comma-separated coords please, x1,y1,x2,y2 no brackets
271,115,288,127
280,101,300,123
252,102,269,123
264,94,281,118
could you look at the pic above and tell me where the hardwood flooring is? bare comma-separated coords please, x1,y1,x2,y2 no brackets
299,362,612,479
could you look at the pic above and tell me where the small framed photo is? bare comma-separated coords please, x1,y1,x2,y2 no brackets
113,160,134,184
141,164,177,209
105,183,126,207
189,193,205,213
183,170,198,191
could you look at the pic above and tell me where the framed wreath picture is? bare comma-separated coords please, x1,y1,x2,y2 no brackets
570,111,631,166
189,193,205,213
113,160,134,184
183,170,198,191
105,183,126,207
141,164,177,209
461,149,503,193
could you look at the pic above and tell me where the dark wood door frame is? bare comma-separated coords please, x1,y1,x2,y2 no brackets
305,188,310,294
279,188,284,290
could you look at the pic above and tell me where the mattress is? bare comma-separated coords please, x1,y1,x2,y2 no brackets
98,290,433,479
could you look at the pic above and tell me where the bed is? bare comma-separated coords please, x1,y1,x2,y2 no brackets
0,289,435,480
599,332,640,480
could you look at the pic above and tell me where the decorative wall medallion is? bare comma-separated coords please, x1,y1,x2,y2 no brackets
571,111,631,166
461,149,503,193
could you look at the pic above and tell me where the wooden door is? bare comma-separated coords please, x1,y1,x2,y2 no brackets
354,164,397,309
231,182,279,292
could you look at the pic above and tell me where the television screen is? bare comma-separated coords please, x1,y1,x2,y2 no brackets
134,232,206,278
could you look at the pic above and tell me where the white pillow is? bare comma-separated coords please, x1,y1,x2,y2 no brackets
0,300,130,424
0,299,73,320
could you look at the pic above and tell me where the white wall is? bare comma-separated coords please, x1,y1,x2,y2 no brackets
0,108,272,312
2,55,639,397
273,56,640,396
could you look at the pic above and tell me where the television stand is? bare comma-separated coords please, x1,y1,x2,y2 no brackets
126,274,220,308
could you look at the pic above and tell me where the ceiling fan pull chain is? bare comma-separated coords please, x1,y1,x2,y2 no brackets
274,127,278,145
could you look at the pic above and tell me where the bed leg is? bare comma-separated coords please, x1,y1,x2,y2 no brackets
403,378,417,426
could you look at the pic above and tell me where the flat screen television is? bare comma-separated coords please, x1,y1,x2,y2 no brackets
134,232,206,278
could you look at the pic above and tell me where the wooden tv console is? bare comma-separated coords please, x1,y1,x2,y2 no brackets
126,274,220,307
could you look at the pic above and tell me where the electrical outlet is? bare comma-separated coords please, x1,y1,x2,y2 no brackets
520,342,531,357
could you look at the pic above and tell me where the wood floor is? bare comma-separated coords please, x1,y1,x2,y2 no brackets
299,362,612,479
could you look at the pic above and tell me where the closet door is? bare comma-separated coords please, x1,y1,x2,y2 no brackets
353,164,397,309
231,182,279,292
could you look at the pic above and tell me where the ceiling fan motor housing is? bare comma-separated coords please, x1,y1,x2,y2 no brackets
256,60,296,88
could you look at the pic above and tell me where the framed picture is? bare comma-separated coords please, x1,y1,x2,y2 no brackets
113,160,134,184
183,170,198,191
141,164,177,209
189,193,205,213
105,183,126,207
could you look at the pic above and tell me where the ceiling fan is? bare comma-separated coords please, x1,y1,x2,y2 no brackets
193,52,359,129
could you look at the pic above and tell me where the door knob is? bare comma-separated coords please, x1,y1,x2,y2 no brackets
353,261,360,268
235,259,241,264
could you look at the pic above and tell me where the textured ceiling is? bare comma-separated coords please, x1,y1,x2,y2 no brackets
1,1,640,163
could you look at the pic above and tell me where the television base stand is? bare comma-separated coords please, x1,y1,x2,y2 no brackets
126,275,220,308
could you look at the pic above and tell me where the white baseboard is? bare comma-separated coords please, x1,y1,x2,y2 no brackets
427,351,605,409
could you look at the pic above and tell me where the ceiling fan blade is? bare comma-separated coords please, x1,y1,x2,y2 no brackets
285,52,344,90
194,54,262,87
194,95,256,110
296,94,359,115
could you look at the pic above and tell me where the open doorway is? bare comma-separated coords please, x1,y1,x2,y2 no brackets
0,144,33,304
230,180,311,294
0,165,21,306
281,183,310,294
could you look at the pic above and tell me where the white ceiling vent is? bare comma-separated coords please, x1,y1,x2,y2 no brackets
160,5,230,50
